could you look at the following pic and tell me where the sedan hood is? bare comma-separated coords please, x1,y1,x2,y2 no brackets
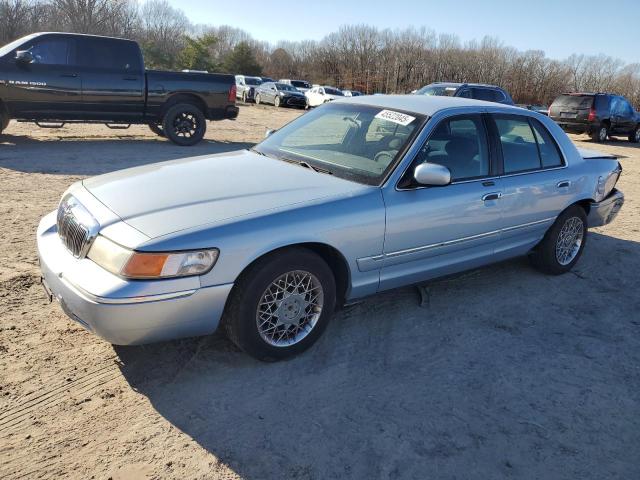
82,149,368,238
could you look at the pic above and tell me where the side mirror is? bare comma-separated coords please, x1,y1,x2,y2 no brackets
265,128,276,138
414,163,451,186
15,49,34,64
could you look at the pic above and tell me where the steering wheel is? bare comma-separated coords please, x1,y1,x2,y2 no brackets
374,151,393,163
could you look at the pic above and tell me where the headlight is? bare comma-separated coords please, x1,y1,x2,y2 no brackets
87,235,219,279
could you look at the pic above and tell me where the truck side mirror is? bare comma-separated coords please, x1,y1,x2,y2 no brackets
15,50,34,64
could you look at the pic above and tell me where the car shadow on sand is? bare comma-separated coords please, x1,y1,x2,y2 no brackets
0,134,254,175
114,232,640,479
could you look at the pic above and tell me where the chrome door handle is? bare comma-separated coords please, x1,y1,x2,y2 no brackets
482,192,502,201
557,180,570,188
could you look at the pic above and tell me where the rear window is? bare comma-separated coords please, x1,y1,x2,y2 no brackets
78,38,141,71
551,95,594,109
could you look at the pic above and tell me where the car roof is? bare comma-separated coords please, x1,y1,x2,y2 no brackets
334,94,520,116
29,31,134,42
429,82,506,89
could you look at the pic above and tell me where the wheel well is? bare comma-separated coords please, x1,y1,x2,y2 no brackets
162,94,207,116
574,199,592,215
237,243,351,308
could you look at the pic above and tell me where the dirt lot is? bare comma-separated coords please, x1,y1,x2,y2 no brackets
1,105,639,480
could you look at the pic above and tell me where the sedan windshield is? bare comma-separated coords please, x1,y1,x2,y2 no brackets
276,83,298,92
416,85,458,96
253,103,425,185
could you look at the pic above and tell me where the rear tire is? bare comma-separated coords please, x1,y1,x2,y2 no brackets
162,103,206,146
529,205,588,275
242,91,247,103
148,123,164,137
629,125,640,143
223,248,336,361
591,123,608,142
0,111,8,133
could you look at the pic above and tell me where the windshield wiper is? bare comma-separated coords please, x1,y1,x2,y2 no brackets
283,157,333,175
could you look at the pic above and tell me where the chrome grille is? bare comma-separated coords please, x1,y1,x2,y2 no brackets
56,195,99,258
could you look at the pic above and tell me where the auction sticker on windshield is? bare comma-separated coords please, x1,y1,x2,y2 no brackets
375,109,416,126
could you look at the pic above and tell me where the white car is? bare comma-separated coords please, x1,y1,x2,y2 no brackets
305,86,344,107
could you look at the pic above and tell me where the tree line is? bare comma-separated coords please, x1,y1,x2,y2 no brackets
1,0,639,108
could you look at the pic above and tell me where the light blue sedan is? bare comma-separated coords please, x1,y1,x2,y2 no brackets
38,95,624,360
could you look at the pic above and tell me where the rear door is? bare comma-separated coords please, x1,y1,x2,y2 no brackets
77,37,145,120
611,96,636,134
490,114,570,255
2,34,82,118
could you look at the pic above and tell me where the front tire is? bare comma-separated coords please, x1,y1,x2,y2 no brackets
591,123,608,142
529,205,588,275
629,125,640,143
162,103,206,146
255,94,261,105
223,248,336,361
274,96,281,107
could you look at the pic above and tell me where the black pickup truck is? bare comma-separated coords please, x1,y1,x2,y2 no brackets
0,32,238,145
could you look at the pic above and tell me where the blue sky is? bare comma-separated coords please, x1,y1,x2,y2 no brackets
167,0,638,63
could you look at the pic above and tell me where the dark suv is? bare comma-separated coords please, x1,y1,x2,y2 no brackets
414,82,514,105
549,93,640,143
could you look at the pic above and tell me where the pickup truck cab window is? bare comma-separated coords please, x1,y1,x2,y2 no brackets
27,37,73,65
408,114,490,183
78,37,141,71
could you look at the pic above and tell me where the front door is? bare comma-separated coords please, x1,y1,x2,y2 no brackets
379,113,504,291
1,34,82,119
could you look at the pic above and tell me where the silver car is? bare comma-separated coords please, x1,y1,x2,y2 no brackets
38,96,624,360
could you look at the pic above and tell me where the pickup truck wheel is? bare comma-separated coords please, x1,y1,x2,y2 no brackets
223,248,336,361
162,103,206,146
0,112,8,133
529,205,587,275
629,125,640,143
591,124,608,142
148,123,164,137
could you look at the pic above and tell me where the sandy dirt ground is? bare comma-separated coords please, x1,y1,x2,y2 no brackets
0,105,639,479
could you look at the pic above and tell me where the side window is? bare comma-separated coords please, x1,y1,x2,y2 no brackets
78,38,141,71
27,37,71,65
494,116,540,173
413,114,490,181
472,88,496,102
319,88,325,95
457,88,471,98
615,98,633,117
530,119,564,168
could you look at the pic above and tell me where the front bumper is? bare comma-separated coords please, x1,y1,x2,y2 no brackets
37,211,233,345
588,188,624,227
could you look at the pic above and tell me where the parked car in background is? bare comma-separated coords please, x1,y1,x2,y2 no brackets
235,75,262,102
260,76,275,83
255,82,307,108
38,95,624,360
343,90,364,97
415,82,514,105
0,32,238,145
279,79,312,93
517,104,548,115
305,86,344,107
548,93,640,143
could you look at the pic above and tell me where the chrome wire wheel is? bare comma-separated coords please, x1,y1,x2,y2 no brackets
173,112,198,138
256,270,324,347
555,216,584,266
